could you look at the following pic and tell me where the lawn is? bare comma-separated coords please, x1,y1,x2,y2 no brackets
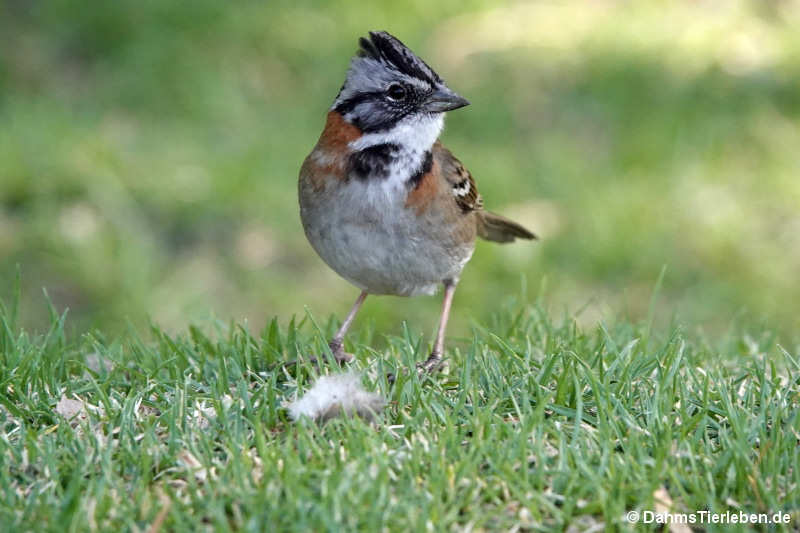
1,293,798,531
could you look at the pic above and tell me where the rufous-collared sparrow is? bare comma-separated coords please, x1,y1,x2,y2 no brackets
299,31,536,373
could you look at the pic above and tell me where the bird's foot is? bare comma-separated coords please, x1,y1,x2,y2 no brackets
385,354,444,384
326,340,354,365
279,340,352,371
416,353,445,375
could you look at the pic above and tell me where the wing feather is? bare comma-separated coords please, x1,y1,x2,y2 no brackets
432,142,537,243
432,142,482,213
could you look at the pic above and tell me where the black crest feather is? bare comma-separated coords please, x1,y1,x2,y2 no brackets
358,31,442,85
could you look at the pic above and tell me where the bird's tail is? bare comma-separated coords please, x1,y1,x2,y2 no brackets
477,211,537,243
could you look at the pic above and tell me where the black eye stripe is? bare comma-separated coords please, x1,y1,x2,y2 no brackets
333,91,382,115
354,107,414,133
334,86,421,133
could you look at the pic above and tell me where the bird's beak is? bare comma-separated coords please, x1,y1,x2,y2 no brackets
423,86,470,113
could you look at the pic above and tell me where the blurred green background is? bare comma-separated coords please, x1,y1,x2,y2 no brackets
1,0,799,341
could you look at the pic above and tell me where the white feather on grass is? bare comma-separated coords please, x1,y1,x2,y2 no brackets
288,372,385,422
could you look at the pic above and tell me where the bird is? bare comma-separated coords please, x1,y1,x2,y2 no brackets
298,31,536,373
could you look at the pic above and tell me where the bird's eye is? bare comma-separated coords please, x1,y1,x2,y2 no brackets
386,83,407,101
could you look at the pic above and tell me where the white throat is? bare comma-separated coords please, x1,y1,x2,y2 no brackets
349,113,444,154
344,113,444,207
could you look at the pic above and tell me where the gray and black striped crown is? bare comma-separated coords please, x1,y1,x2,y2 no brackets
357,31,443,85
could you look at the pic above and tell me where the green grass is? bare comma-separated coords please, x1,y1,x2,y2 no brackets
2,294,798,531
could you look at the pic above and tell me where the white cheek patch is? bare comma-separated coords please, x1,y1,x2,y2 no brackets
349,113,444,154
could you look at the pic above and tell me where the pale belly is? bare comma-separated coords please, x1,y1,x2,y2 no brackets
300,180,474,296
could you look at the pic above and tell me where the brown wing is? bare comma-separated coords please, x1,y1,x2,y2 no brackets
432,142,483,213
432,142,537,243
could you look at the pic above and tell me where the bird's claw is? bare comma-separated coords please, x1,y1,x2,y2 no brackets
278,340,352,371
328,350,354,365
416,353,445,375
327,340,353,364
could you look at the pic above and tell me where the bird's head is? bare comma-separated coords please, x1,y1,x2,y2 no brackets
332,31,469,134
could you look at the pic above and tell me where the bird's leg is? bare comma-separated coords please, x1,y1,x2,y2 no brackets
418,280,457,374
327,290,368,364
